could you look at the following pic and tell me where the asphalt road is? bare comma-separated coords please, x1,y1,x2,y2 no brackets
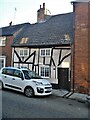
0,89,89,119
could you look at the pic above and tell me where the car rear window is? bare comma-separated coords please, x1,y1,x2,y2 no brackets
2,68,14,76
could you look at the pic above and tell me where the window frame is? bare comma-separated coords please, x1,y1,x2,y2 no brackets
0,57,6,69
19,49,29,57
40,66,50,78
0,37,6,46
40,49,51,57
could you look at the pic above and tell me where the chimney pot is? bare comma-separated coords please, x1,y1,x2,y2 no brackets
43,3,45,9
9,21,12,26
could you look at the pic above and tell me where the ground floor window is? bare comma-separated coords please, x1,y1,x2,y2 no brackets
40,66,50,78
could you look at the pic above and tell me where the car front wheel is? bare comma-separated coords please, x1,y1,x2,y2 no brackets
24,87,34,97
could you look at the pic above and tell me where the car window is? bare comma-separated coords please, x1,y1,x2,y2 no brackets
22,70,31,79
2,68,14,76
13,69,23,78
2,68,7,74
22,70,41,79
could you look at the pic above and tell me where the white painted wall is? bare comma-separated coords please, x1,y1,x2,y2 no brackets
12,47,71,84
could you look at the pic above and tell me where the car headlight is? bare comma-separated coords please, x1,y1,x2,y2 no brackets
33,81,43,86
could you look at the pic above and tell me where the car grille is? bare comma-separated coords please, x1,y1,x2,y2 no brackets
45,91,51,93
45,87,52,89
45,87,52,93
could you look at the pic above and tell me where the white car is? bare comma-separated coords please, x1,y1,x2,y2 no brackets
0,67,52,97
86,88,90,103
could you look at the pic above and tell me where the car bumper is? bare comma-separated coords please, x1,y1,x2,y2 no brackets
86,96,90,103
34,86,52,96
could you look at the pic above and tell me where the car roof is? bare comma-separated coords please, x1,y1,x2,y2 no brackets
2,67,29,71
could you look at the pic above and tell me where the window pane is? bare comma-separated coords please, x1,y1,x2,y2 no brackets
20,49,28,56
24,50,28,56
14,70,22,78
0,37,6,46
46,49,50,56
41,50,45,56
6,69,14,76
40,67,50,77
40,67,44,76
2,38,6,45
0,59,4,68
2,68,7,74
45,67,50,77
20,50,23,56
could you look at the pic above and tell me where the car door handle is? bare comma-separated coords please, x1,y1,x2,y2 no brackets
4,76,7,78
12,78,15,80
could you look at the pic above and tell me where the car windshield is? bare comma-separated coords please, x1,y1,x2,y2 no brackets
22,70,42,79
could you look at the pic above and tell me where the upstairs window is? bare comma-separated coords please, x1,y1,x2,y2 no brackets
40,49,51,57
19,49,29,57
0,37,6,46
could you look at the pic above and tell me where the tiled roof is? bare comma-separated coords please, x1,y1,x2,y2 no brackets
12,12,74,48
0,23,30,36
72,0,90,2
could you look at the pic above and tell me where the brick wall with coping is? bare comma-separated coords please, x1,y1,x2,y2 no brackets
72,2,89,93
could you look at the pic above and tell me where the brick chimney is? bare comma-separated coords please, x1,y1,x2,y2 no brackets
37,3,46,22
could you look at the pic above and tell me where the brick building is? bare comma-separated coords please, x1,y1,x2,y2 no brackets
0,23,30,68
71,0,90,93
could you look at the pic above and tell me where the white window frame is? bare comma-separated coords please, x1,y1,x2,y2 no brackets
19,49,29,57
0,37,6,46
40,49,51,57
0,56,6,69
40,66,50,78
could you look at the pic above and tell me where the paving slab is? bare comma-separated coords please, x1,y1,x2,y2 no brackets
52,89,87,103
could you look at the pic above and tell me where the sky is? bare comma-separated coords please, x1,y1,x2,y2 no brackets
0,0,73,27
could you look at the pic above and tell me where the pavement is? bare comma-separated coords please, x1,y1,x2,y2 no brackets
52,89,87,103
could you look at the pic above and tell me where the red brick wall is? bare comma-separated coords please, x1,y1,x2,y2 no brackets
88,3,90,89
72,2,89,93
2,36,14,67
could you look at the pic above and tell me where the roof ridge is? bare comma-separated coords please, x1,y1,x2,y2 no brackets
51,12,73,17
1,22,30,29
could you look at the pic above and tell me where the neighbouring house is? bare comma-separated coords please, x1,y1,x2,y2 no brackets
11,3,74,90
0,23,30,69
71,0,90,93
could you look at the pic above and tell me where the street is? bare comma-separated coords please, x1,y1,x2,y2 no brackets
0,89,89,119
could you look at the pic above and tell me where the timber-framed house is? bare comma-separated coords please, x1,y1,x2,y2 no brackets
12,12,74,90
